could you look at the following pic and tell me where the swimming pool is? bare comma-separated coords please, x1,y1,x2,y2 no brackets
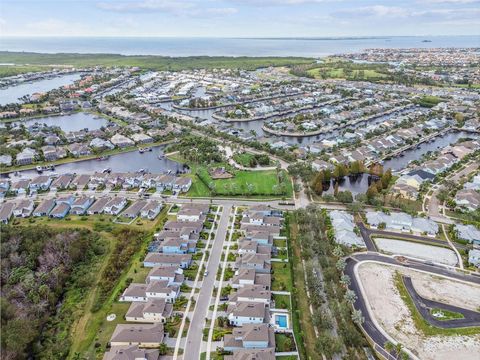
275,314,288,328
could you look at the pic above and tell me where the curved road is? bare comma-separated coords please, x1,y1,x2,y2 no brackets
345,253,480,359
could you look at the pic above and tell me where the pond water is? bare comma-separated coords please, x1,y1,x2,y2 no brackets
383,130,475,171
0,73,81,105
14,112,109,132
7,145,184,179
323,174,372,195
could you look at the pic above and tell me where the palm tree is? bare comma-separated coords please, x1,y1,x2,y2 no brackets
384,341,394,354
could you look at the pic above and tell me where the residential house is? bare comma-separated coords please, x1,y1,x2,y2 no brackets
111,134,134,148
140,200,163,220
232,269,271,290
122,200,148,219
223,324,275,351
33,198,56,217
16,148,37,165
29,175,52,192
455,189,480,212
86,197,110,215
456,224,480,245
146,266,184,286
13,199,34,217
109,323,164,348
50,174,74,191
103,197,127,215
0,202,14,224
228,301,268,326
49,202,70,219
143,253,192,269
468,249,480,268
224,348,275,360
103,345,159,360
70,196,95,215
125,299,173,323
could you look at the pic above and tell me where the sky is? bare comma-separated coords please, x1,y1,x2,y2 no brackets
0,0,479,37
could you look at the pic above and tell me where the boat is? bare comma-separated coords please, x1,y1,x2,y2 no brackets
36,164,55,173
36,166,43,173
97,155,110,161
147,147,153,152
139,148,145,153
102,168,111,174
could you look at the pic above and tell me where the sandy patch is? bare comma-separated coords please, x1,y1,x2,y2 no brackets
374,238,458,266
357,262,480,360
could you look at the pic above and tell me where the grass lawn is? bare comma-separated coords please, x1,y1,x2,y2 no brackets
394,272,480,336
273,293,291,310
307,67,387,80
188,166,293,199
430,308,465,321
275,333,296,352
271,262,292,292
274,238,287,247
233,152,256,167
67,208,169,359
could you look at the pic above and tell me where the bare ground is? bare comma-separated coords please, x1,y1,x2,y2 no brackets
357,262,480,360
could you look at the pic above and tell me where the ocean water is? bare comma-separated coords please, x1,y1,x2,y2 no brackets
1,36,479,57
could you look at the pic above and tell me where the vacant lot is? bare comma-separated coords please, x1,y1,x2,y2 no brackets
374,238,458,266
357,262,480,360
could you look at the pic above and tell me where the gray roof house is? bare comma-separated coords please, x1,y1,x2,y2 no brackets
103,345,159,360
109,323,164,348
468,249,480,267
33,198,56,217
0,202,14,224
456,224,480,245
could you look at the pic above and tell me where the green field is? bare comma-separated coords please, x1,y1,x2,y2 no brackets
0,52,314,74
187,166,293,199
307,67,387,80
271,262,293,292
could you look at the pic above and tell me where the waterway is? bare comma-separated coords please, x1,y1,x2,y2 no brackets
0,73,81,105
14,112,109,132
2,36,479,57
5,145,185,179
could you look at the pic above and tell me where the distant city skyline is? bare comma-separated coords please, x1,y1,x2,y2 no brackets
1,0,479,38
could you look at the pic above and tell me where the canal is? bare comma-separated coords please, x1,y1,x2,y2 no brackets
0,73,82,105
14,112,109,132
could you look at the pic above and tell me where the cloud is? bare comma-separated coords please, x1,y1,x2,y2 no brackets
97,0,237,17
419,0,479,3
333,5,410,18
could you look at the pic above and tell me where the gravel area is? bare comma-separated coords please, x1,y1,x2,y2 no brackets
358,262,480,360
374,238,458,266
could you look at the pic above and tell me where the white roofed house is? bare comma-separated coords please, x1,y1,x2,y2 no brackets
455,224,480,245
13,199,34,217
70,196,95,215
468,249,480,268
110,134,135,148
411,217,438,237
103,197,127,215
140,200,163,220
131,133,154,144
227,301,268,326
125,299,173,323
16,147,37,165
330,210,365,248
103,345,159,360
146,266,184,286
109,323,164,348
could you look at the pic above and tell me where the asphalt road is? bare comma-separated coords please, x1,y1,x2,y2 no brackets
183,205,231,359
345,253,480,359
356,222,467,251
402,276,480,328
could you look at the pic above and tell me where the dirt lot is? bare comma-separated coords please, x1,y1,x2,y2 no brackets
374,238,458,266
357,262,480,360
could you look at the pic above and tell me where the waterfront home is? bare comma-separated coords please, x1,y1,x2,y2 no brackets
0,202,14,224
227,301,268,326
49,202,70,219
90,137,114,150
50,174,74,191
71,174,91,189
156,174,176,192
231,269,271,290
86,197,111,215
143,253,192,269
131,133,154,144
13,199,34,217
455,189,480,212
125,299,173,323
109,323,164,348
122,200,148,219
110,134,134,148
16,147,37,165
468,249,480,268
33,199,56,217
42,145,67,161
68,143,91,157
140,200,163,220
29,175,52,192
70,196,95,215
223,324,275,351
103,197,127,215
103,345,159,360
